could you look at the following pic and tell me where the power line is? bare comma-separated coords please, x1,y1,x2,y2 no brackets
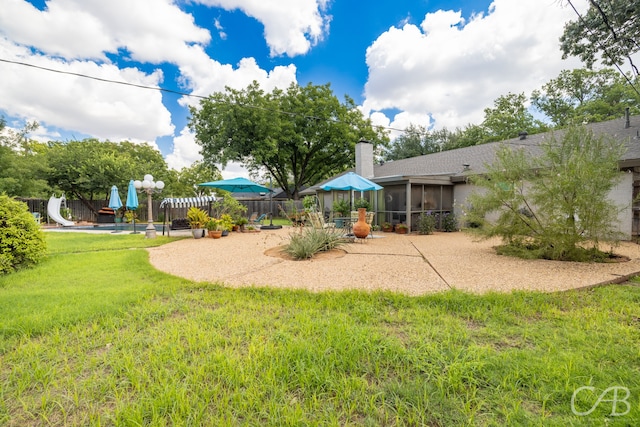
0,57,410,134
565,0,640,98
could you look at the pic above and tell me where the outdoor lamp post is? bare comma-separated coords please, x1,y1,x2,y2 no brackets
134,174,164,239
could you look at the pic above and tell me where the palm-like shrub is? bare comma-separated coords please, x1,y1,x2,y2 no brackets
0,195,47,274
284,228,347,260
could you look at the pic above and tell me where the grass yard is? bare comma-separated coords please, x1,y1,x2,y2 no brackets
1,232,639,426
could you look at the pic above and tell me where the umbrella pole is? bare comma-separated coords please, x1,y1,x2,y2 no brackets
112,210,121,233
260,176,282,230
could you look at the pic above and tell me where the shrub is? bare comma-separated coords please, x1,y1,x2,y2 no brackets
416,212,436,235
284,228,347,260
0,195,47,274
439,212,458,232
302,195,317,212
466,126,625,261
210,194,247,219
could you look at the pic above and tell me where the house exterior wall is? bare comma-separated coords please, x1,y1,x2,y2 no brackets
610,172,633,239
452,182,476,221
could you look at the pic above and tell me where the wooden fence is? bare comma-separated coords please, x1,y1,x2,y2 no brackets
17,197,303,224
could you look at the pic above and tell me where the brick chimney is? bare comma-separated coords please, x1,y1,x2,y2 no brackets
355,139,374,178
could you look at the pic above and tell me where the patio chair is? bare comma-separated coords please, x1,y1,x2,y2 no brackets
252,213,267,225
366,211,375,237
308,212,334,229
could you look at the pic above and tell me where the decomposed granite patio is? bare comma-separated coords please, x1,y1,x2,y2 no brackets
146,227,640,296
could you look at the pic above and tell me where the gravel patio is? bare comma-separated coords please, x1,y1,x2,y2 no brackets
147,227,640,295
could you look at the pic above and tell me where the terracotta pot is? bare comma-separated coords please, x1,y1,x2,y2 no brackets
208,230,222,239
352,208,371,239
395,226,408,234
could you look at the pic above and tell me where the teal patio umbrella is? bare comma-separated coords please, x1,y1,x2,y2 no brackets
320,172,382,192
199,177,270,193
125,179,140,234
108,185,123,233
320,172,382,211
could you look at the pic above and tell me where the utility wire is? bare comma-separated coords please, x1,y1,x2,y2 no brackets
565,0,640,98
0,57,410,134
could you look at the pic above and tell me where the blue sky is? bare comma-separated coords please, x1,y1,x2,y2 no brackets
0,0,595,177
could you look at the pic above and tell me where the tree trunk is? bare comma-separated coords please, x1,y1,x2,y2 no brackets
73,191,99,216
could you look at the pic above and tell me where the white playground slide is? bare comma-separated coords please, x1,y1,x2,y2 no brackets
47,194,75,226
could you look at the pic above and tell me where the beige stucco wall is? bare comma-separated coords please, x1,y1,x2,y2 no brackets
610,172,633,240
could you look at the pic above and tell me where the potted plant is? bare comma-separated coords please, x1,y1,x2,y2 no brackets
219,214,234,236
187,207,209,239
205,218,222,238
382,222,393,232
353,198,371,211
395,223,409,234
332,199,350,228
235,216,249,232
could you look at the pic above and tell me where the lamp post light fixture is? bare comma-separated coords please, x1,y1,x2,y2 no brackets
133,174,164,239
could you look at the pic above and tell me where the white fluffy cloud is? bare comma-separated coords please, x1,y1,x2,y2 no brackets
193,0,331,56
362,0,588,130
0,38,173,147
165,127,202,171
0,0,302,168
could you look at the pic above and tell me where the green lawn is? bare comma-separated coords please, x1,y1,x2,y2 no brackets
1,232,639,426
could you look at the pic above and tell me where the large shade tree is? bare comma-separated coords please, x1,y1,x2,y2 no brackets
189,81,389,199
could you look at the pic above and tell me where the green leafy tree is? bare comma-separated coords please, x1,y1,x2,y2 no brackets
189,81,389,199
0,119,50,197
481,93,548,142
466,125,625,261
47,139,169,213
560,0,640,74
532,68,640,127
384,125,455,160
168,161,222,197
442,124,489,150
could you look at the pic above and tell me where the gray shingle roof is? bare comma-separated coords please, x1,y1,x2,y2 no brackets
373,114,640,179
299,114,640,195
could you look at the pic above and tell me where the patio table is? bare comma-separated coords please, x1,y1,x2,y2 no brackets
332,217,354,236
